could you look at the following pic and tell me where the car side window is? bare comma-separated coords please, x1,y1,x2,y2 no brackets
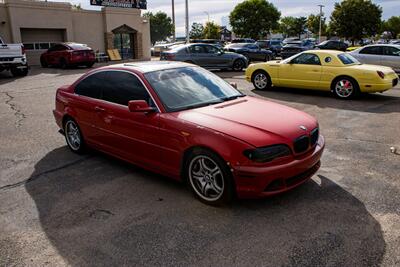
74,72,106,99
102,71,151,106
383,47,400,56
291,53,321,65
359,46,382,55
189,45,206,54
204,45,219,54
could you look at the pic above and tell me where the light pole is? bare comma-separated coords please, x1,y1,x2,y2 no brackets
185,0,189,43
172,0,175,42
204,11,210,38
318,4,324,44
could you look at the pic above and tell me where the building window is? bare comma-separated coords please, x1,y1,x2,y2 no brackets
23,42,56,50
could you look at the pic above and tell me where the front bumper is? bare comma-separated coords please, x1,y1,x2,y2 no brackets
233,135,325,198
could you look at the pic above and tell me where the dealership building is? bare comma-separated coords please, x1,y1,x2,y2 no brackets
0,0,151,65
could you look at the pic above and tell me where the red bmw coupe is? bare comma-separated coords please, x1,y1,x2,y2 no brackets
53,62,324,205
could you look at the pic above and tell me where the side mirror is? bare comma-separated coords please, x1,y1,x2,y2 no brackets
128,100,155,113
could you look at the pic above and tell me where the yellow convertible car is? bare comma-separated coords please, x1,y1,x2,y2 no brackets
245,50,399,99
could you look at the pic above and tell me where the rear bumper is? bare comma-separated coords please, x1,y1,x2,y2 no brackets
360,77,398,92
233,135,325,199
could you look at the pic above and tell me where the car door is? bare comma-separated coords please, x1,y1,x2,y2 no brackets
357,46,383,65
71,71,107,143
278,53,322,89
203,45,227,67
188,45,208,67
94,70,162,166
382,46,400,70
246,44,264,61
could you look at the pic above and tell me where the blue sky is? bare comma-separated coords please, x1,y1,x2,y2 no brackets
56,0,400,36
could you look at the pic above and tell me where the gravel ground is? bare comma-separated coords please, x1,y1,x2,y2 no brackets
0,63,399,266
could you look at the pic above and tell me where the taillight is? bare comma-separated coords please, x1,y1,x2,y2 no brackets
164,53,175,60
21,45,25,55
377,71,385,79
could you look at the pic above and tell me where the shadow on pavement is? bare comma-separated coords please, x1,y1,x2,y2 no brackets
251,86,400,114
25,147,386,266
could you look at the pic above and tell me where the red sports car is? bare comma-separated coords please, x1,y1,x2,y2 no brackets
53,62,324,205
40,42,95,69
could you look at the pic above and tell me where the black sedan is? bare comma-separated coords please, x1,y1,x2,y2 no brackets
316,40,348,51
281,40,315,59
224,43,273,62
256,40,283,57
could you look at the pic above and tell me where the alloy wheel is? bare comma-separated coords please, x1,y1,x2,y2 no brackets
65,120,81,151
254,73,268,89
189,155,224,202
233,59,244,71
335,79,354,98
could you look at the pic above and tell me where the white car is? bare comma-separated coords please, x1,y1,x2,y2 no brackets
349,44,400,73
0,36,29,77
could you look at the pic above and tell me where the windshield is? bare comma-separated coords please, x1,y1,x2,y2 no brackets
144,67,244,112
338,53,360,65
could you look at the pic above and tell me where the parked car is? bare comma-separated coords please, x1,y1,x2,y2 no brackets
231,38,256,44
390,40,400,45
316,40,348,51
281,40,315,59
224,43,274,62
40,42,95,69
282,38,300,45
53,61,325,205
0,36,29,77
246,50,399,99
151,41,185,56
160,43,248,71
349,44,400,72
256,40,283,56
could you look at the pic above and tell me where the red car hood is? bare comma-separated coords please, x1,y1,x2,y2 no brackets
176,96,318,147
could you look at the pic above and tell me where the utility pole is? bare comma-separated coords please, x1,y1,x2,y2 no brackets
204,11,210,38
318,4,324,44
185,0,189,43
172,0,176,42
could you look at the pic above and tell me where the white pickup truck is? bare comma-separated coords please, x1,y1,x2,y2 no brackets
0,36,29,77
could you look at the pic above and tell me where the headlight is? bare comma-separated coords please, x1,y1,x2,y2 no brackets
243,145,291,163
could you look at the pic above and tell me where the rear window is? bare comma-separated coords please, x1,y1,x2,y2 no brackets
338,53,360,65
68,43,89,50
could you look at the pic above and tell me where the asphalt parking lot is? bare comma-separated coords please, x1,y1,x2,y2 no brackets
0,64,399,266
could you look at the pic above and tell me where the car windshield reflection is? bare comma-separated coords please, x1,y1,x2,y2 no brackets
145,67,244,112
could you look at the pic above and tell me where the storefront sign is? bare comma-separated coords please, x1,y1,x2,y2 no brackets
90,0,147,9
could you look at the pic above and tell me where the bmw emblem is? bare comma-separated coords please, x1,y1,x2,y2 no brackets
299,125,307,131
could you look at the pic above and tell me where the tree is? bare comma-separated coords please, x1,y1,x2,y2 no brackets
229,0,280,40
190,22,204,39
382,16,400,39
143,11,174,45
329,0,382,45
307,14,326,36
280,16,307,38
203,22,220,39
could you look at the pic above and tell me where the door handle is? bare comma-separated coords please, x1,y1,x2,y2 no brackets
94,106,105,112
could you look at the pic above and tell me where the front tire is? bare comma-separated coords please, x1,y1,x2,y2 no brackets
252,70,272,90
186,149,234,206
59,58,68,69
40,57,48,68
64,118,86,154
232,59,245,71
332,77,359,99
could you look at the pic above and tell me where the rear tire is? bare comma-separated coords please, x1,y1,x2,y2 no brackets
40,58,48,68
232,59,245,71
59,58,68,69
252,70,272,90
10,66,28,77
186,148,234,206
64,118,86,154
331,76,359,99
